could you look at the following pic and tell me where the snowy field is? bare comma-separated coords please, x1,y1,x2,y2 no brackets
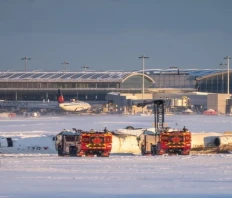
1,115,232,198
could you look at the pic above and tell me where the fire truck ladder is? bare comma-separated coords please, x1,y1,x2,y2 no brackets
137,99,165,131
154,100,165,130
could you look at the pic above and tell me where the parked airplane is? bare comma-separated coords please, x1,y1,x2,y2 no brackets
57,89,91,112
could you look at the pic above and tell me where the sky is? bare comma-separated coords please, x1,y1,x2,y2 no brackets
1,0,232,72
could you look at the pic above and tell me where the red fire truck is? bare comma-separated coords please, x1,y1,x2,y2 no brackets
153,128,191,155
137,100,191,155
55,128,112,157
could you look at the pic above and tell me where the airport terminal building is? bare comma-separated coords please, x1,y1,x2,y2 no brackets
0,71,155,101
0,69,225,101
0,68,231,113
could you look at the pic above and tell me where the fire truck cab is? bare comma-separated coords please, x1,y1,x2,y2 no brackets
55,128,112,157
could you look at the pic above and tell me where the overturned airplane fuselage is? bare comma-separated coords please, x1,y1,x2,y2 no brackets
1,131,232,155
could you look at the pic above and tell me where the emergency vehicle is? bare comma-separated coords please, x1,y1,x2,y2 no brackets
137,100,191,155
55,128,112,157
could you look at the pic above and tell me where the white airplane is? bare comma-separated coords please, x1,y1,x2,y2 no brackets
0,134,56,154
57,89,91,112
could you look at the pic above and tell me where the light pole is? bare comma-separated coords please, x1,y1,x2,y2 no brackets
224,56,230,94
81,65,89,71
21,57,31,71
62,61,69,71
139,55,149,113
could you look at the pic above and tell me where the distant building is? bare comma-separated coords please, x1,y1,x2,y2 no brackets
0,69,229,111
0,71,154,101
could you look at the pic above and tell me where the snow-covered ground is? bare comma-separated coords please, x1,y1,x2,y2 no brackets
1,115,232,198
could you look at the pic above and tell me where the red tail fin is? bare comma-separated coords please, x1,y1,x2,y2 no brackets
57,89,65,103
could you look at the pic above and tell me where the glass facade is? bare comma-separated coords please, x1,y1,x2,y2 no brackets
148,74,196,89
198,72,231,93
0,82,121,89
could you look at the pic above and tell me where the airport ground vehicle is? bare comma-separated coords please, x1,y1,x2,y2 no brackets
55,128,112,157
137,100,191,155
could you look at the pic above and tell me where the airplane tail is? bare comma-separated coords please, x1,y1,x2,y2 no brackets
57,89,65,104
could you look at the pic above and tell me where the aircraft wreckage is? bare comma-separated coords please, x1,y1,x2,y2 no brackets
1,100,232,155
